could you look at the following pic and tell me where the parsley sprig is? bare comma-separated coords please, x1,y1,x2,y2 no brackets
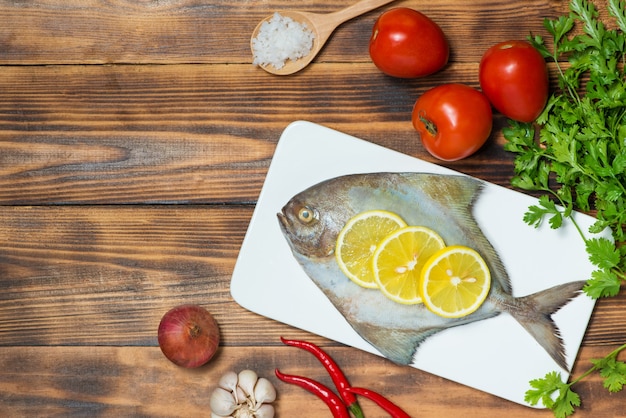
501,0,626,415
521,195,626,298
525,343,626,418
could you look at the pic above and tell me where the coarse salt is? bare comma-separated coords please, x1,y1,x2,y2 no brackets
252,12,315,70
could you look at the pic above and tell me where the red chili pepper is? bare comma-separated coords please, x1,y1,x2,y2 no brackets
280,337,364,418
346,387,412,418
275,369,351,418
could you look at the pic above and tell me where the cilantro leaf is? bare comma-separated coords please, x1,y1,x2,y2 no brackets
584,268,622,298
592,356,626,392
542,15,576,54
608,0,626,32
571,0,604,49
586,237,620,268
523,196,564,228
554,387,582,418
525,372,580,418
523,204,549,228
525,371,567,407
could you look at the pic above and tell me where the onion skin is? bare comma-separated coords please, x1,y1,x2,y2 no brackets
157,304,220,368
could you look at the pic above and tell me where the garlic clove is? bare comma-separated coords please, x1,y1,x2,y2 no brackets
237,369,259,399
254,404,275,418
253,377,276,405
218,370,240,403
210,387,238,416
218,371,239,392
235,386,247,404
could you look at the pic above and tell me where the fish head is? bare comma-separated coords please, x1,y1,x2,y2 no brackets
277,181,352,259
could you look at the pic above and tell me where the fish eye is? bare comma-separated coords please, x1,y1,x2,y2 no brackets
297,206,317,224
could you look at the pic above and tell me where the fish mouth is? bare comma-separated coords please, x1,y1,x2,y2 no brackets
277,209,300,255
277,209,292,236
277,210,288,230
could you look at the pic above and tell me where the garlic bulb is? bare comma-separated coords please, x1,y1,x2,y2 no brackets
210,370,276,418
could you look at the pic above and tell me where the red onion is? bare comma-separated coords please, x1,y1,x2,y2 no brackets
157,304,220,368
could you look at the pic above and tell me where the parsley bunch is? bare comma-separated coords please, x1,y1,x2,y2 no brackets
504,0,626,298
501,0,626,415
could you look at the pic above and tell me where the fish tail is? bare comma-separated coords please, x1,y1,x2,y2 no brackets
509,280,586,370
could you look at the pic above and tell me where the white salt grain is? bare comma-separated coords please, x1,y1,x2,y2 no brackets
252,12,315,70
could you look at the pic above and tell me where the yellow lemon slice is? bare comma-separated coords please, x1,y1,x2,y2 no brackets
372,226,446,304
420,245,491,318
335,210,407,288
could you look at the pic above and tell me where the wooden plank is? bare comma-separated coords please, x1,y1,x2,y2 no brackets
0,0,624,415
0,62,524,204
0,205,248,345
0,206,624,347
0,345,623,417
0,0,569,65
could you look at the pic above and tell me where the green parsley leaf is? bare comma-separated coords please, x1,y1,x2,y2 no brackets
525,372,580,418
584,268,622,298
593,356,626,392
608,0,626,31
525,371,567,407
554,388,582,418
523,204,549,228
586,237,620,269
522,196,564,228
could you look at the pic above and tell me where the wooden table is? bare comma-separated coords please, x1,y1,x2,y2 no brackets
1,1,624,416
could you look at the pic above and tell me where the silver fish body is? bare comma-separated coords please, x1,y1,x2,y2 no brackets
277,173,585,369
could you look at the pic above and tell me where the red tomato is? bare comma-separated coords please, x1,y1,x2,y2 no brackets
369,8,449,78
412,84,493,161
479,40,549,122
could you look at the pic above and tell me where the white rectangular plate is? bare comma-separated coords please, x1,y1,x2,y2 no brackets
231,121,603,407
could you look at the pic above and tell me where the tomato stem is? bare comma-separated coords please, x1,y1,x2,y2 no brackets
418,111,437,136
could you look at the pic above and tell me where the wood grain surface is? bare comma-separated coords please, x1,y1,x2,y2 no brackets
1,0,625,417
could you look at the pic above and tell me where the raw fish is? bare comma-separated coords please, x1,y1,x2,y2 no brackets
277,172,585,370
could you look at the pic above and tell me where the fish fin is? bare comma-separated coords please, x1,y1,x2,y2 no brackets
351,322,441,365
421,174,513,294
510,280,586,370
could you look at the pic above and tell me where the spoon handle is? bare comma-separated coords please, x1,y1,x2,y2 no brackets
329,0,397,26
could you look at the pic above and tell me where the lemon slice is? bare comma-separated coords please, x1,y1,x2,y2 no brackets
419,245,491,318
372,226,446,304
335,210,407,288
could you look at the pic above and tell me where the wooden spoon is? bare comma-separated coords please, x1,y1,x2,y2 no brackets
251,0,397,75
